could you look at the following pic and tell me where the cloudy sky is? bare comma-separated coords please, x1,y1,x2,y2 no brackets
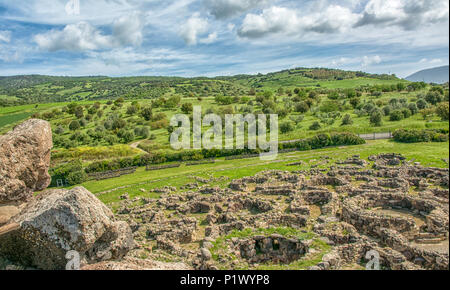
0,0,448,78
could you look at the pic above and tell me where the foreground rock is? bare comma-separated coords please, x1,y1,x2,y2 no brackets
0,187,134,270
0,119,53,203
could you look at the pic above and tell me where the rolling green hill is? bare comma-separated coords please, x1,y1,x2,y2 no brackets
0,67,402,105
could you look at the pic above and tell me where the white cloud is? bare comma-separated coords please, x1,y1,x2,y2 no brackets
112,11,144,47
180,13,209,45
331,57,352,66
355,0,449,30
205,0,268,19
238,7,300,38
0,31,11,43
0,0,137,26
199,32,218,44
34,12,144,52
238,5,358,38
330,55,383,68
362,55,382,67
34,22,114,51
237,0,449,39
419,58,443,65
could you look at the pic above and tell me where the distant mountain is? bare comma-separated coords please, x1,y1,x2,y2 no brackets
405,65,449,84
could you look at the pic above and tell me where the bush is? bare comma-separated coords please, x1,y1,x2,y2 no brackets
295,102,309,113
401,108,412,118
382,106,391,116
121,131,135,143
416,98,427,109
350,98,360,108
50,160,87,186
151,119,169,130
330,132,365,146
393,129,449,143
370,110,383,126
112,118,126,130
341,114,353,126
320,100,341,113
215,95,233,105
289,115,304,125
282,132,365,151
141,107,153,121
390,110,404,121
55,125,65,135
181,103,193,114
69,120,80,131
280,121,295,133
425,91,443,105
408,103,418,115
67,170,88,185
436,102,449,121
309,121,321,131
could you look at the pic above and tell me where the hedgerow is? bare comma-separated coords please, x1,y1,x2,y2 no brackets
393,129,449,143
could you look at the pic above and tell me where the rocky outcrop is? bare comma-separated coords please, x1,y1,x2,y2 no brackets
0,187,134,270
0,119,53,203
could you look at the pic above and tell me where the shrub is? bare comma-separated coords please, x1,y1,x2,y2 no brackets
417,99,427,109
112,118,126,130
295,102,309,113
181,103,193,114
141,107,153,121
320,100,341,113
215,95,233,105
126,105,139,115
401,108,412,118
420,108,435,120
393,129,449,143
289,115,304,125
69,120,80,131
390,110,404,121
370,110,383,126
382,106,391,116
408,103,418,115
280,121,295,133
309,121,321,131
436,102,449,121
283,132,365,151
425,91,443,105
151,119,169,130
350,98,360,108
55,125,65,135
152,112,167,121
50,160,87,186
341,114,353,126
276,108,289,119
67,170,88,185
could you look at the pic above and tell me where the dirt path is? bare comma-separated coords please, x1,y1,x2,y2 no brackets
130,140,147,154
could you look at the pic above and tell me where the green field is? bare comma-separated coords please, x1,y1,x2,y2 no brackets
72,140,449,206
1,67,448,195
0,112,33,128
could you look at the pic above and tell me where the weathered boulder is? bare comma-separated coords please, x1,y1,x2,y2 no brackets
0,187,134,270
0,119,53,203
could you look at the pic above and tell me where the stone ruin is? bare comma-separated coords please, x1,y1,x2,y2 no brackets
115,153,449,270
233,234,309,264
